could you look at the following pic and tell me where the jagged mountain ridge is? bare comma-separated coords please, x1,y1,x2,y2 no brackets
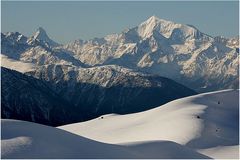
1,16,238,92
62,16,239,92
1,31,85,67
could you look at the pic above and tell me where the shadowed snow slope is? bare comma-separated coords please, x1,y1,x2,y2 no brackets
1,119,209,159
60,89,239,159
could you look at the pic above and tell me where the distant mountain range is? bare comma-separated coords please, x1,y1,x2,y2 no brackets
1,16,239,126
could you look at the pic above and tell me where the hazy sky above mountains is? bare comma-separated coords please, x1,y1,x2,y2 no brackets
2,1,239,44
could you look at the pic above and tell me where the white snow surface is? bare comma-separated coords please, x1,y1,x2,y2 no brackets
1,119,209,159
60,89,239,159
1,54,35,73
198,145,239,159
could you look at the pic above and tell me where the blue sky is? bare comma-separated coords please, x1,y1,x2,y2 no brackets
1,1,239,44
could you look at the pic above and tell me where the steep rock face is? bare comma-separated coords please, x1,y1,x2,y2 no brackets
28,64,196,120
1,67,80,126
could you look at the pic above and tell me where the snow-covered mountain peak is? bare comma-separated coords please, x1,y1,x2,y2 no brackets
137,16,173,39
31,27,59,47
143,15,172,26
33,27,48,39
3,32,27,43
137,16,191,39
137,16,211,42
37,27,45,32
144,15,161,25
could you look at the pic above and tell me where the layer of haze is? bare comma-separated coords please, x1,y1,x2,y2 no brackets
1,1,239,44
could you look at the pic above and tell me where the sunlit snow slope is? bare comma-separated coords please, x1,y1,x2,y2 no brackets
60,89,239,159
1,119,209,159
1,55,35,73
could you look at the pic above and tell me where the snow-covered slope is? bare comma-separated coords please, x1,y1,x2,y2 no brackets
197,145,239,159
1,119,137,159
1,119,210,159
1,55,35,73
60,89,239,159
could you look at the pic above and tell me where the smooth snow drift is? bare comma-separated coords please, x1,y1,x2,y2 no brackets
60,89,239,159
1,119,209,159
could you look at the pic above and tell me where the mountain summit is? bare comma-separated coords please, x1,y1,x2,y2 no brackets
32,27,59,47
137,15,174,38
137,16,211,41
